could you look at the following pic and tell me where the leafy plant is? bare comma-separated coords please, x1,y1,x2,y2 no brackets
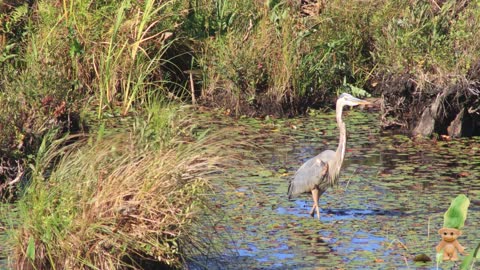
338,77,371,98
460,242,480,270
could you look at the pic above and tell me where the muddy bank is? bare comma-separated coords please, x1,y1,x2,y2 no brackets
378,67,480,138
198,72,480,138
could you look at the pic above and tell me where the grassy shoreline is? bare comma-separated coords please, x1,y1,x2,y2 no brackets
1,104,245,268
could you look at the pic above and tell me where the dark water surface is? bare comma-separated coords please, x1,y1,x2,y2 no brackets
195,110,480,269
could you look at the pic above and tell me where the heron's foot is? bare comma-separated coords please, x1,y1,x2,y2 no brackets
309,205,316,217
309,204,320,219
315,205,321,220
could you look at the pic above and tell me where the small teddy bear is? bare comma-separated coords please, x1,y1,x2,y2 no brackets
435,227,466,261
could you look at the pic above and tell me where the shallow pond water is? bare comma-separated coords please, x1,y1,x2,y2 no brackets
195,110,480,269
1,110,478,269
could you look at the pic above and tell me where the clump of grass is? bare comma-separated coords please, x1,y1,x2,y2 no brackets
3,103,230,269
197,1,303,115
371,0,480,78
371,1,480,132
195,0,377,115
0,1,78,196
0,0,187,195
89,0,179,117
294,0,376,107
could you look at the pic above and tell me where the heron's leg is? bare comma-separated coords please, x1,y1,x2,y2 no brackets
310,188,320,219
309,189,316,217
309,204,316,217
314,189,320,219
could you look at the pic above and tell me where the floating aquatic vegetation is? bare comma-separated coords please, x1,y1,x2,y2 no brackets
199,110,480,269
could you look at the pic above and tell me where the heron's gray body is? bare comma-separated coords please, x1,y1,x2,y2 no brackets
287,150,334,199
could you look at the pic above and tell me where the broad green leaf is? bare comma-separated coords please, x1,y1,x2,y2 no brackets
26,236,35,261
460,242,480,270
436,252,443,265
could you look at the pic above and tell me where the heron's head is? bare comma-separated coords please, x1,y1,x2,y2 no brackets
338,93,370,107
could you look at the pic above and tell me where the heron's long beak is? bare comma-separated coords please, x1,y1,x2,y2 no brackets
348,96,370,105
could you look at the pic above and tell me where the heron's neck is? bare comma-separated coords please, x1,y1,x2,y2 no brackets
334,103,346,170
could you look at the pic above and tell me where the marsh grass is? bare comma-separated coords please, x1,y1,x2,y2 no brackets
1,0,183,117
0,0,186,194
192,0,480,115
92,0,175,116
198,1,299,115
2,102,248,269
196,0,376,115
2,0,480,120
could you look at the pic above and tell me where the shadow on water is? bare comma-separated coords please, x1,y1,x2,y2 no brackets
196,111,480,269
314,208,406,217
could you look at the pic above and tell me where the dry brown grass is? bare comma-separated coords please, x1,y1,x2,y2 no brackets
5,109,242,269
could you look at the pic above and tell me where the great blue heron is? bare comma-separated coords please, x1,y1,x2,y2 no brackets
287,93,369,219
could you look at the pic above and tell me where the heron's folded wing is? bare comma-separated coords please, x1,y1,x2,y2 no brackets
288,157,328,197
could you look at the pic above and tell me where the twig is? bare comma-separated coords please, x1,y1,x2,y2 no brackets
403,254,410,269
190,72,196,105
429,0,441,11
0,161,23,193
387,238,408,251
343,167,358,191
7,170,23,187
242,19,253,43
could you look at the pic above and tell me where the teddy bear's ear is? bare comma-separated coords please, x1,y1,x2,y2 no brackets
457,230,462,236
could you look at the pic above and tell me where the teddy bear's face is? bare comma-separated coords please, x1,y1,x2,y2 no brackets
438,228,462,242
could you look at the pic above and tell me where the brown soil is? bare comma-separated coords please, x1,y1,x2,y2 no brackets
377,66,480,137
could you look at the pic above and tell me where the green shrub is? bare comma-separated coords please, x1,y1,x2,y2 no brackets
372,0,480,84
195,0,377,114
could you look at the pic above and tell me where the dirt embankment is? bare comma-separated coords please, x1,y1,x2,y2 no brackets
378,64,480,138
